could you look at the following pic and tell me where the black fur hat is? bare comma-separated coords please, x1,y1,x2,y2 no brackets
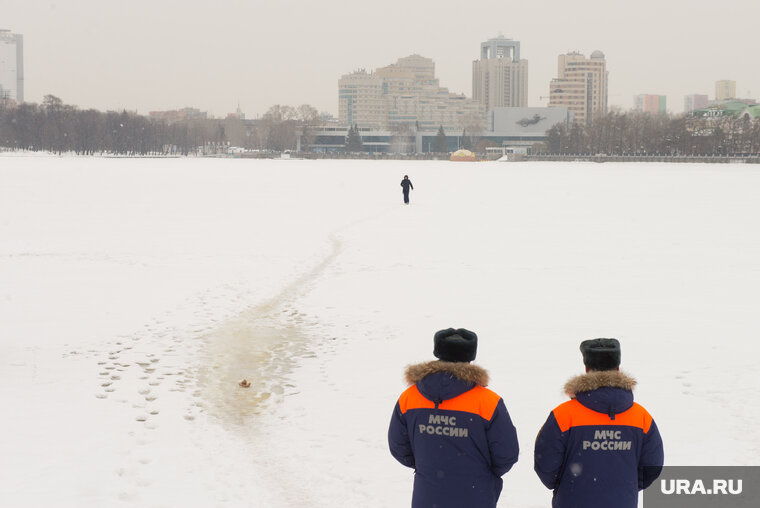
434,328,477,363
580,338,621,371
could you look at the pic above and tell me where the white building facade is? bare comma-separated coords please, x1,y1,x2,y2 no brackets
338,55,483,132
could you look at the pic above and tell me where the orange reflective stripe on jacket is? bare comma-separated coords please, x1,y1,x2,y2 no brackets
399,385,501,421
552,398,653,433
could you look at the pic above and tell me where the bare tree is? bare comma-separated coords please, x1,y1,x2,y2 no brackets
295,104,321,152
261,104,298,151
463,112,486,149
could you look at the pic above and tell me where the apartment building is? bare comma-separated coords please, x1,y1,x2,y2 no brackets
684,94,709,113
0,29,23,103
548,51,608,124
472,36,529,112
634,94,667,114
338,70,386,129
715,80,736,101
338,55,483,132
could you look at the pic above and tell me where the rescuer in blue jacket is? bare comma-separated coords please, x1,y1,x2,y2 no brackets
388,328,519,508
534,338,664,508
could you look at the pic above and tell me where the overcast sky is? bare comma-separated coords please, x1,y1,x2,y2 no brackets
4,0,759,118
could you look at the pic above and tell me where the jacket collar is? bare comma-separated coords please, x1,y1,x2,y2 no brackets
405,360,489,387
564,370,636,398
564,370,636,418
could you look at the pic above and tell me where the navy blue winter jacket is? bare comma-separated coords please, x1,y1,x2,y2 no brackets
388,361,519,508
534,370,664,508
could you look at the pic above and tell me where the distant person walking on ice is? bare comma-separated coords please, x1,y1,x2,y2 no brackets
534,338,664,508
388,328,519,508
400,175,413,204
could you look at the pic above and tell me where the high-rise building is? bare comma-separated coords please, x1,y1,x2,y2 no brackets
634,94,667,114
338,55,483,132
472,36,529,112
715,80,736,101
548,51,608,125
338,70,386,129
0,29,23,103
684,94,709,113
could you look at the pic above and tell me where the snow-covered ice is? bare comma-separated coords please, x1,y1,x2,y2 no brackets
1,154,759,507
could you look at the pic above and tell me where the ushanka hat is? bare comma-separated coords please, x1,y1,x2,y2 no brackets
434,328,477,363
580,338,621,371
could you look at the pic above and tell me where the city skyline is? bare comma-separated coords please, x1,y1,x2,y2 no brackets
3,0,759,118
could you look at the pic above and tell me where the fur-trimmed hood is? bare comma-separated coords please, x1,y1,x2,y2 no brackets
405,361,489,405
564,370,636,398
405,360,489,386
564,370,637,418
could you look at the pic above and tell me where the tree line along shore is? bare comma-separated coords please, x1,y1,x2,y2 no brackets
2,96,759,160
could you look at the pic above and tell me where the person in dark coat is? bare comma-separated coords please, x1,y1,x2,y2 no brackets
400,175,413,204
534,338,664,508
388,328,519,508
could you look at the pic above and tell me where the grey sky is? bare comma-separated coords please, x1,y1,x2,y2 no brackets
4,0,759,118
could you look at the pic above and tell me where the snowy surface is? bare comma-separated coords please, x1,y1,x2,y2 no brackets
1,154,759,507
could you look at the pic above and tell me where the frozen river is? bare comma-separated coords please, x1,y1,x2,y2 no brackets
1,154,759,507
